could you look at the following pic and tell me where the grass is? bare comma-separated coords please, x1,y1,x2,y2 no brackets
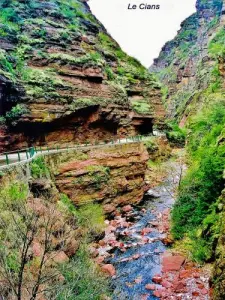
56,244,111,300
59,194,106,236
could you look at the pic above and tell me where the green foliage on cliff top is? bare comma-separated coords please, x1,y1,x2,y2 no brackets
0,0,159,117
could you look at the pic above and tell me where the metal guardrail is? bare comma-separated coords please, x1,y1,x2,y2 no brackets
0,134,153,168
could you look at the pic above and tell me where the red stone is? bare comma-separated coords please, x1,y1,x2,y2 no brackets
161,280,172,288
174,281,186,293
52,251,69,264
179,269,193,279
201,288,208,295
162,237,173,245
149,221,159,227
32,241,43,257
192,291,200,297
122,205,133,213
99,240,106,246
162,255,185,272
94,256,104,264
153,288,166,298
141,228,153,235
193,272,200,278
145,284,155,290
197,283,205,289
153,290,162,298
82,35,90,43
101,264,116,277
152,275,162,284
110,220,118,227
133,254,141,260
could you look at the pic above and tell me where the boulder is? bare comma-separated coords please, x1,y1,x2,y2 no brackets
101,264,116,277
152,275,162,284
162,255,185,272
121,205,133,213
146,189,160,198
51,251,69,264
145,284,155,290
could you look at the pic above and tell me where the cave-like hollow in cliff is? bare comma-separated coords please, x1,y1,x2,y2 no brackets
133,117,154,135
0,79,17,116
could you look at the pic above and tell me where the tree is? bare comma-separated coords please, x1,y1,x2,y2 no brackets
0,183,75,300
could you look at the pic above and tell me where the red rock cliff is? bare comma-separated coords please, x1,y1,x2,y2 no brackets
0,0,165,151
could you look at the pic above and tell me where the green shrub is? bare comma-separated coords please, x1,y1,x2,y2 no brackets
0,117,6,125
131,101,152,114
30,157,49,179
208,28,225,58
165,121,186,146
0,50,15,77
172,101,225,239
98,32,117,50
5,104,28,126
105,65,115,80
144,137,158,153
0,182,28,210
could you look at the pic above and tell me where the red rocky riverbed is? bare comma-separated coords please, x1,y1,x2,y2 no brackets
90,159,211,299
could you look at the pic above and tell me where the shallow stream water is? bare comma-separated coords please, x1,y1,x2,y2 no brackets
109,160,182,300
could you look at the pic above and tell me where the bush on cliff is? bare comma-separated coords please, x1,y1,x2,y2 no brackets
57,194,111,299
57,244,111,300
165,121,186,147
172,101,225,246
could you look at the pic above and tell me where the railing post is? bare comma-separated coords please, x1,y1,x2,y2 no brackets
29,147,35,158
17,151,21,162
5,153,9,165
25,150,29,159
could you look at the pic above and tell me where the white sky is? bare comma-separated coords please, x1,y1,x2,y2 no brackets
88,0,196,67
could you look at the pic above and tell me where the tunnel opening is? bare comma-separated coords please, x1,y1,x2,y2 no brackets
134,117,153,135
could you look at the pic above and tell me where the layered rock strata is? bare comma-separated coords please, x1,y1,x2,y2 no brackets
0,0,165,151
45,142,149,213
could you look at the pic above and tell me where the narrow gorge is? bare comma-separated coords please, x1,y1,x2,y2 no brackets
0,0,224,299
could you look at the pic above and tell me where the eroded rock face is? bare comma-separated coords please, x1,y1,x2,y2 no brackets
44,142,149,212
150,0,224,121
0,0,165,151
